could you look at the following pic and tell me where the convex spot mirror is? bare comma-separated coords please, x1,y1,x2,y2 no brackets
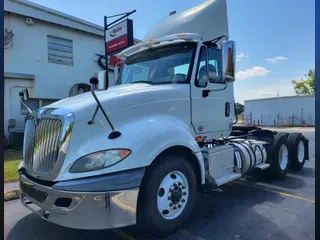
222,40,236,82
19,88,29,101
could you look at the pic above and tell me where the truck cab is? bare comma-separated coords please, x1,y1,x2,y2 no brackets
18,0,309,236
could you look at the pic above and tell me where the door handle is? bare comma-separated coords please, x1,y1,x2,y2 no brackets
225,102,230,117
202,90,210,98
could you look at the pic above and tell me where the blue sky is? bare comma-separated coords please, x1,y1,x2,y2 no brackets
30,0,315,103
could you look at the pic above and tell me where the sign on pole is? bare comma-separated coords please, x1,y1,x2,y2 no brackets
105,19,134,54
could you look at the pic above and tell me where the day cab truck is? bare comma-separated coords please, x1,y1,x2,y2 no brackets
18,0,310,236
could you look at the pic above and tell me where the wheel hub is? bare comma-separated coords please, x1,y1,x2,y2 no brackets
170,187,182,204
297,140,305,163
157,171,189,220
279,144,289,170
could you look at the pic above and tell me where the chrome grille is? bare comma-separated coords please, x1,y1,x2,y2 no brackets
24,118,63,174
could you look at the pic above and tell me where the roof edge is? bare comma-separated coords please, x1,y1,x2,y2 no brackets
5,0,141,42
244,95,315,103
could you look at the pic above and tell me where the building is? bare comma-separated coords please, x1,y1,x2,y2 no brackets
244,95,315,127
4,0,140,145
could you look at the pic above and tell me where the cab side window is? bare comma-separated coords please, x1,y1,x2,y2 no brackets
195,47,208,88
208,47,223,83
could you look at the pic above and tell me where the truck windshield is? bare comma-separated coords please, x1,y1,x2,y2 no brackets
116,42,197,85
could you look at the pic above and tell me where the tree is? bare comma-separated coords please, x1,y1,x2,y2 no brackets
291,69,315,95
235,102,244,115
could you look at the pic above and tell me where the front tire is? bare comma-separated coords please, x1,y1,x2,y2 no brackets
137,153,197,236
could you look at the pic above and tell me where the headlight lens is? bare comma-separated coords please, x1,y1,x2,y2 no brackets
69,149,131,173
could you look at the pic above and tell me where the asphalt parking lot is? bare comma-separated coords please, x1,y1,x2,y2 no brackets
4,128,315,240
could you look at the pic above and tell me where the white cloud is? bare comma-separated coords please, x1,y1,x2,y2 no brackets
266,56,288,64
236,52,246,62
236,66,270,80
234,75,302,104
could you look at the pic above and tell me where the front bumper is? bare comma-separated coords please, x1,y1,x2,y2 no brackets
19,168,144,230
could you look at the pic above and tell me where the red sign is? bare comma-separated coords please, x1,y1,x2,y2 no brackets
106,34,128,53
105,19,133,55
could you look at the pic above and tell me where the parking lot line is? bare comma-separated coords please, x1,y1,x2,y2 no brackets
179,229,207,240
233,181,315,203
111,229,136,240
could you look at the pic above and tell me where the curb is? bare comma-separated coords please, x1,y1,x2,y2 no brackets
4,189,20,202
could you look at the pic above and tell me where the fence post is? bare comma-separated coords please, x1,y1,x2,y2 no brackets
292,114,295,126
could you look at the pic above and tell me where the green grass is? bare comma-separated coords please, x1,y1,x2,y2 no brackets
4,149,22,182
4,160,21,182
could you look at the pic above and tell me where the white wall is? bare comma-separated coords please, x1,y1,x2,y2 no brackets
4,78,34,137
4,12,115,139
4,12,106,99
244,96,315,126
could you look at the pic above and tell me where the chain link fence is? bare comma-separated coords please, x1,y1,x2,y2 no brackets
240,113,315,127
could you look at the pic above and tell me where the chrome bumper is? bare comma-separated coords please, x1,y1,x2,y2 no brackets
19,172,141,230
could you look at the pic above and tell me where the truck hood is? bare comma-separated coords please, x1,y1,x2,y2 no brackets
49,83,188,121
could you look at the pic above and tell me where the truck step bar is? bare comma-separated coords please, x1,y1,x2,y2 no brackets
254,163,271,170
215,173,242,186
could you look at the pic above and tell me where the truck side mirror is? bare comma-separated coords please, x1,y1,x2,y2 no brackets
222,40,236,82
19,88,32,114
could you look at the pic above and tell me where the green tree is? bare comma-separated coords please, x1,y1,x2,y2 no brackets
235,102,244,115
291,69,315,95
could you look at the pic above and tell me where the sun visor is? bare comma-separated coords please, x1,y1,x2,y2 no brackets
143,0,229,42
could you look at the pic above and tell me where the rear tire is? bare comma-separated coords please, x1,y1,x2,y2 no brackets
137,153,197,236
287,133,306,171
268,134,290,179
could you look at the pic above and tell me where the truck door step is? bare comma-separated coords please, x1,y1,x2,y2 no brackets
255,163,271,170
215,173,242,187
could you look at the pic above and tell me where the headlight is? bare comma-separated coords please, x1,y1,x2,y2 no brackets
69,149,131,173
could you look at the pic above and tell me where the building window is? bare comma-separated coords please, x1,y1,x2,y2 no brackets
47,35,73,66
21,98,59,115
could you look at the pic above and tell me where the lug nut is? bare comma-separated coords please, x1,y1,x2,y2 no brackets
178,182,182,186
183,192,187,196
173,206,177,210
182,186,186,189
178,204,182,208
181,199,185,203
169,188,173,192
173,183,177,188
169,203,173,207
167,196,171,200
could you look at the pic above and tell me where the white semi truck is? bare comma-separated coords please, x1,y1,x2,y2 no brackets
18,0,309,236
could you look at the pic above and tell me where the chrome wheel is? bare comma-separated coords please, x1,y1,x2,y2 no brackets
297,140,305,163
157,171,189,220
279,144,289,170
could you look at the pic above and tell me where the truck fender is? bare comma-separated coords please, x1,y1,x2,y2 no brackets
118,115,206,185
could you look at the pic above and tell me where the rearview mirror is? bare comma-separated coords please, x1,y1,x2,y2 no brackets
221,40,236,82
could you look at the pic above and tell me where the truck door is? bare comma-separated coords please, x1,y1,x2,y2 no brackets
191,45,234,139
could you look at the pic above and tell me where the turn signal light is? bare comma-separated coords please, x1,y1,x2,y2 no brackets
195,136,202,142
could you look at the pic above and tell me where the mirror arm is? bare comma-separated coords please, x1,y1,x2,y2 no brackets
20,98,32,114
233,100,238,124
202,81,228,98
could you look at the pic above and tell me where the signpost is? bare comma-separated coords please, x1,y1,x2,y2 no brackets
104,10,136,89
